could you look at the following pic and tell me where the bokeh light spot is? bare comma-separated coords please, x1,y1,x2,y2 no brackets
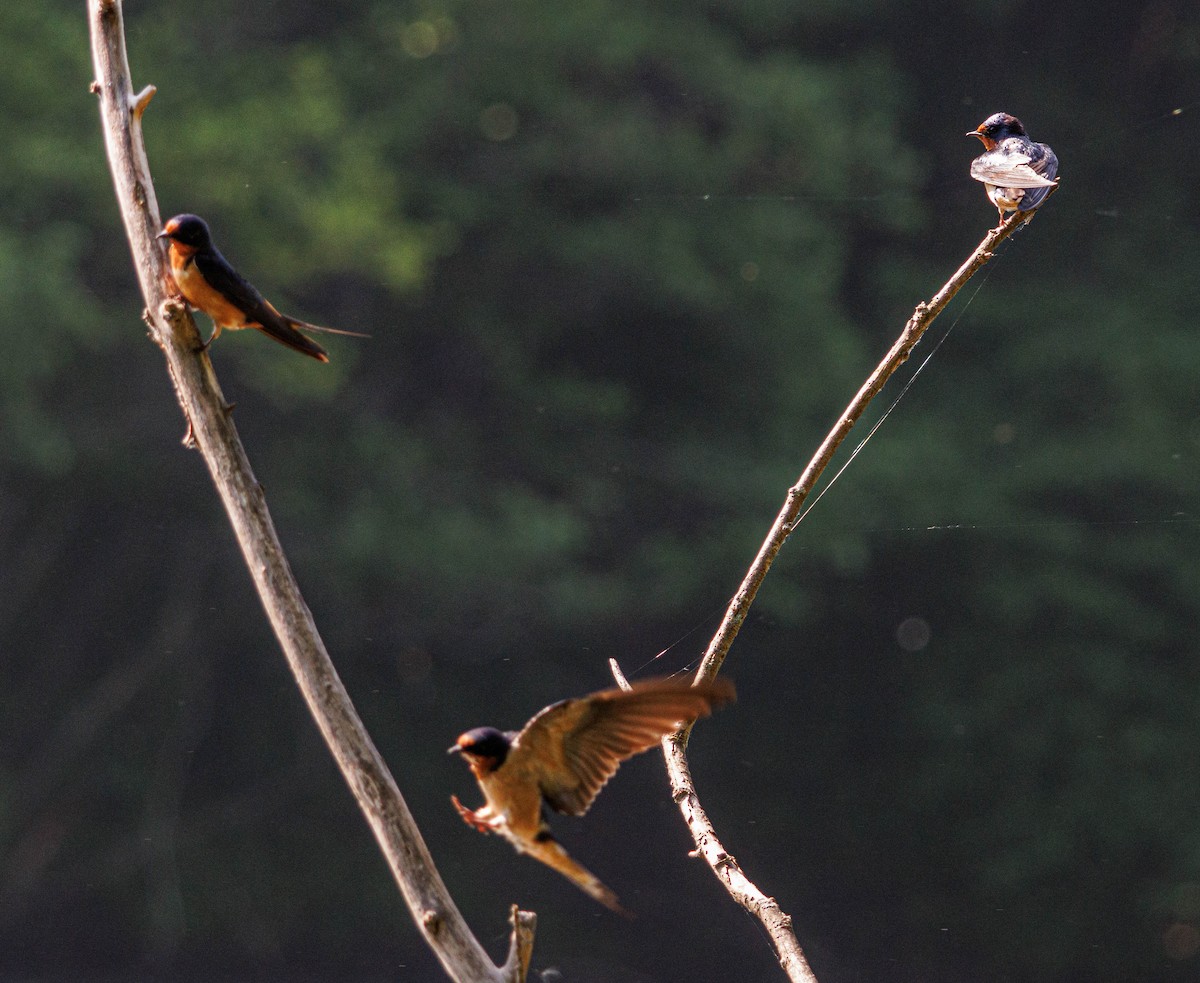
480,102,519,141
896,616,931,652
1162,922,1200,961
401,21,439,59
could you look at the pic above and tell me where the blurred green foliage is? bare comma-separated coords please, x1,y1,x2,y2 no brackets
2,1,1199,981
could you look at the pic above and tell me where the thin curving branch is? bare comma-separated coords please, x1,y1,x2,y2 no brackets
609,660,816,981
87,2,535,979
695,204,1053,688
614,199,1059,982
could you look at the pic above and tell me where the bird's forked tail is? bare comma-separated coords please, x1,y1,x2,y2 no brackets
522,831,632,917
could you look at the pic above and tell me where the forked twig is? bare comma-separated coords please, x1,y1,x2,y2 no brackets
88,1,534,978
615,200,1057,982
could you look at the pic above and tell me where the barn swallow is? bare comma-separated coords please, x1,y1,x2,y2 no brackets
157,214,365,361
449,676,735,914
966,113,1059,225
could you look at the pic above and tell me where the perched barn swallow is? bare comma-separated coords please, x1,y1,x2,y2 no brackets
966,113,1059,225
158,214,365,361
449,676,735,914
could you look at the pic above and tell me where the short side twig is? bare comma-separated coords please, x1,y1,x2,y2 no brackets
88,2,532,979
502,906,538,981
616,206,1053,982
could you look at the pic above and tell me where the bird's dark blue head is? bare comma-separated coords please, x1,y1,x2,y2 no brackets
449,727,512,769
968,112,1027,148
158,213,213,249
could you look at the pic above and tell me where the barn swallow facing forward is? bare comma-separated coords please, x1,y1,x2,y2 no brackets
967,113,1059,225
158,214,365,362
449,676,735,914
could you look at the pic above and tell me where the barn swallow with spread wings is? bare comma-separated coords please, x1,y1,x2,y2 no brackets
966,113,1059,225
448,676,735,914
158,213,366,361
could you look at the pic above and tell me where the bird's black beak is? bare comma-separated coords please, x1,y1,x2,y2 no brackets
155,230,170,240
966,130,984,140
447,744,463,755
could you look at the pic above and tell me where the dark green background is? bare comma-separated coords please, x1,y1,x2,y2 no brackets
2,1,1199,980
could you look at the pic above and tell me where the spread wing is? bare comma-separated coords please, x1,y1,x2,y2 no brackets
510,677,735,816
970,142,1059,188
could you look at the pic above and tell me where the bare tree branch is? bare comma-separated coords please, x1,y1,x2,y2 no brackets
609,660,817,981
87,2,535,978
696,207,1052,687
615,202,1058,982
